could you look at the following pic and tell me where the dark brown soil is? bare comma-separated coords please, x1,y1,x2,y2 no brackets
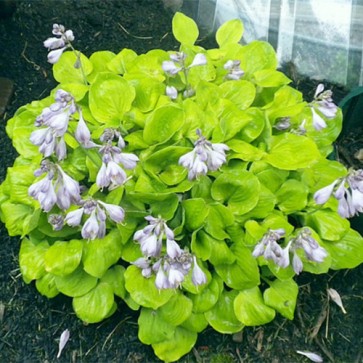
0,1,362,362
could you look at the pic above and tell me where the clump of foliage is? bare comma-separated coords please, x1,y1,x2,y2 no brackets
1,13,363,362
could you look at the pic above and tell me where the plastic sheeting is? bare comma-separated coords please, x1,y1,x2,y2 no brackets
177,0,363,88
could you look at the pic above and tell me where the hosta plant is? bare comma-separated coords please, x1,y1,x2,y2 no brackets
1,12,363,362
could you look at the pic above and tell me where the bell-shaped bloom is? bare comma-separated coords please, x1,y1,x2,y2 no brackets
166,85,178,100
162,60,182,75
179,130,229,180
292,253,304,275
75,109,94,147
65,208,84,227
114,152,139,170
168,265,185,288
47,47,67,64
166,238,183,259
97,201,125,223
314,180,338,204
155,266,170,290
29,175,57,212
311,108,327,131
43,37,65,50
224,60,245,80
188,53,207,68
81,211,101,240
191,257,207,286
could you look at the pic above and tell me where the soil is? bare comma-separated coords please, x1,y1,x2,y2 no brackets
0,1,362,363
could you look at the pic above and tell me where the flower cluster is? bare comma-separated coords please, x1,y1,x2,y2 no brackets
314,169,363,218
252,228,290,268
179,129,229,180
133,216,207,289
162,51,207,99
288,228,328,274
96,129,139,190
253,228,328,274
30,89,76,160
65,198,125,240
43,23,74,64
223,60,244,80
309,84,338,131
28,160,80,212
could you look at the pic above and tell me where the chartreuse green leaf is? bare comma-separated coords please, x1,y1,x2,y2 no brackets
219,80,255,110
215,243,260,290
35,273,59,298
130,77,164,113
73,282,115,323
325,228,363,269
82,229,122,278
53,51,93,84
239,108,266,142
180,312,208,333
44,239,83,277
264,134,321,170
158,293,193,326
143,146,189,186
172,12,199,45
188,274,223,313
205,290,244,334
204,203,234,240
216,19,243,47
191,230,212,260
0,201,39,237
234,287,276,326
138,307,175,345
263,279,298,320
211,170,260,215
19,237,49,283
88,51,115,83
182,198,209,231
143,105,184,145
253,69,291,87
152,326,198,363
250,161,289,193
227,139,266,161
208,237,236,266
242,185,276,220
100,265,126,299
304,210,349,241
125,265,174,309
89,72,135,125
54,267,98,297
212,99,251,142
276,179,309,213
238,41,277,76
107,48,138,74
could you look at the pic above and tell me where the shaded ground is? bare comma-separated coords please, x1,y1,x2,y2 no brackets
0,1,362,362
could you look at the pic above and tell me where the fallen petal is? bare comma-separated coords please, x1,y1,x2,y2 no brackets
57,329,70,358
327,288,347,314
296,350,323,362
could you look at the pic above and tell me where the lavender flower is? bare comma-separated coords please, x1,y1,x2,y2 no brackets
44,24,74,64
252,227,328,274
289,228,328,274
64,198,125,240
252,228,289,268
162,52,207,76
179,129,229,180
28,160,81,212
224,60,245,80
30,90,76,160
96,128,139,190
314,169,363,218
309,84,338,131
74,108,98,148
162,52,207,98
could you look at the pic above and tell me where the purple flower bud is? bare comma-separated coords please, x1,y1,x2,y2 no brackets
188,53,207,68
98,201,125,223
292,253,303,274
166,238,182,259
81,211,100,240
65,208,84,227
43,37,65,50
47,47,67,64
75,109,93,146
314,180,338,204
168,265,185,288
166,86,178,100
155,266,169,290
162,60,182,75
311,108,327,131
192,256,207,286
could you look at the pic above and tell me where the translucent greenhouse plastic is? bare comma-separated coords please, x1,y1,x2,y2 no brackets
174,0,363,88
